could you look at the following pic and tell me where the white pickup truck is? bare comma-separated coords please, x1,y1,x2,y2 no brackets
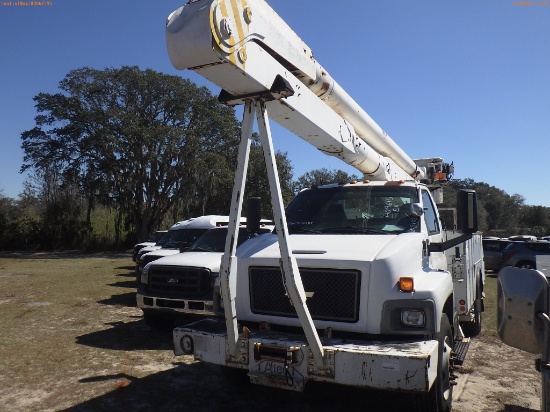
137,222,272,329
135,215,237,277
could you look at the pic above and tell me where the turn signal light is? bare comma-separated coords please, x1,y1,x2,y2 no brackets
399,277,414,292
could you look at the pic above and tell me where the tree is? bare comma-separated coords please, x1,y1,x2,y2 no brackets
519,205,550,235
449,178,526,235
21,66,242,243
0,190,41,250
243,137,294,217
293,168,359,194
27,168,88,249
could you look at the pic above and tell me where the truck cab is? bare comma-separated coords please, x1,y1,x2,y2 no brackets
229,181,450,335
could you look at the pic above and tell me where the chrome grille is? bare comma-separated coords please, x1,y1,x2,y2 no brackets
148,266,211,297
249,267,361,322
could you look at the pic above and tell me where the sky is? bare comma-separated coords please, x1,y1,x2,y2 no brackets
1,0,549,206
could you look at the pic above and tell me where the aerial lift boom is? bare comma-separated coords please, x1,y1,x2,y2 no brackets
166,0,426,182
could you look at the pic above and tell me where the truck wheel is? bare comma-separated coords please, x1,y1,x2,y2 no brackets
461,276,483,337
143,311,175,330
461,296,482,337
417,314,453,412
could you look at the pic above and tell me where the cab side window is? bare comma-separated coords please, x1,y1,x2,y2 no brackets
422,190,440,235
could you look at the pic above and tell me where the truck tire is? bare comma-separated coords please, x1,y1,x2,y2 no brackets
461,295,482,337
461,275,483,337
143,311,175,330
417,314,453,412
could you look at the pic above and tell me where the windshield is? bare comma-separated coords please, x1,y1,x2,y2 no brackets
155,232,173,247
187,228,271,252
163,228,210,249
285,185,420,235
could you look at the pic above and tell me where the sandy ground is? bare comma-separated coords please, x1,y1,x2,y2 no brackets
453,334,541,412
0,255,543,411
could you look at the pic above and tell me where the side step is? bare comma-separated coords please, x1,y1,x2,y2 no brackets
452,337,471,365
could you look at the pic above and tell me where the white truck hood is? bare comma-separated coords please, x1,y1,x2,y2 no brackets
139,245,162,254
148,251,223,272
144,248,180,259
237,233,398,265
235,232,429,334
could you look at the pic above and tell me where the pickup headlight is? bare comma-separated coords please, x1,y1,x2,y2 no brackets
141,264,150,284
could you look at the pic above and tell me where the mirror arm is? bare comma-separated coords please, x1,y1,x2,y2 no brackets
428,233,473,253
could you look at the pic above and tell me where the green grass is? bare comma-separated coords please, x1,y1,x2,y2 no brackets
481,272,499,335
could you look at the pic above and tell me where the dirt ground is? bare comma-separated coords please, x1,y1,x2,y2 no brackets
0,254,542,412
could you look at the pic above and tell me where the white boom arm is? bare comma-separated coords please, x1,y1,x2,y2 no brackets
166,0,425,181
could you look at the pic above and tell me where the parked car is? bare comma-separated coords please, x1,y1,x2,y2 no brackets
135,215,243,276
500,241,550,270
507,235,538,242
131,230,168,262
482,238,513,272
137,225,273,328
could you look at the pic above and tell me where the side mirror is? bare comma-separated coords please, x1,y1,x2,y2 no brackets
456,189,478,233
247,197,262,235
410,203,424,217
497,266,548,354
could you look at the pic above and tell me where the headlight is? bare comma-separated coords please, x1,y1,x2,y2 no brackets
381,299,435,335
141,265,150,284
401,309,425,327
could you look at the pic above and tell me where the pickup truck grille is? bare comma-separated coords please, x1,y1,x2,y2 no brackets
249,267,361,322
148,266,211,297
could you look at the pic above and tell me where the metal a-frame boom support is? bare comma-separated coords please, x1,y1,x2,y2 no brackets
219,99,324,367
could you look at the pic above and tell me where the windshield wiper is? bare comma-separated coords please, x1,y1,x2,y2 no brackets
288,227,322,234
321,226,390,234
187,246,211,252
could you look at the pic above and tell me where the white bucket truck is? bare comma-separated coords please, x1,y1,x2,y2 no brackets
165,1,484,411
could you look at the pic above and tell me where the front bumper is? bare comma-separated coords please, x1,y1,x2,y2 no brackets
137,293,216,316
173,318,438,393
